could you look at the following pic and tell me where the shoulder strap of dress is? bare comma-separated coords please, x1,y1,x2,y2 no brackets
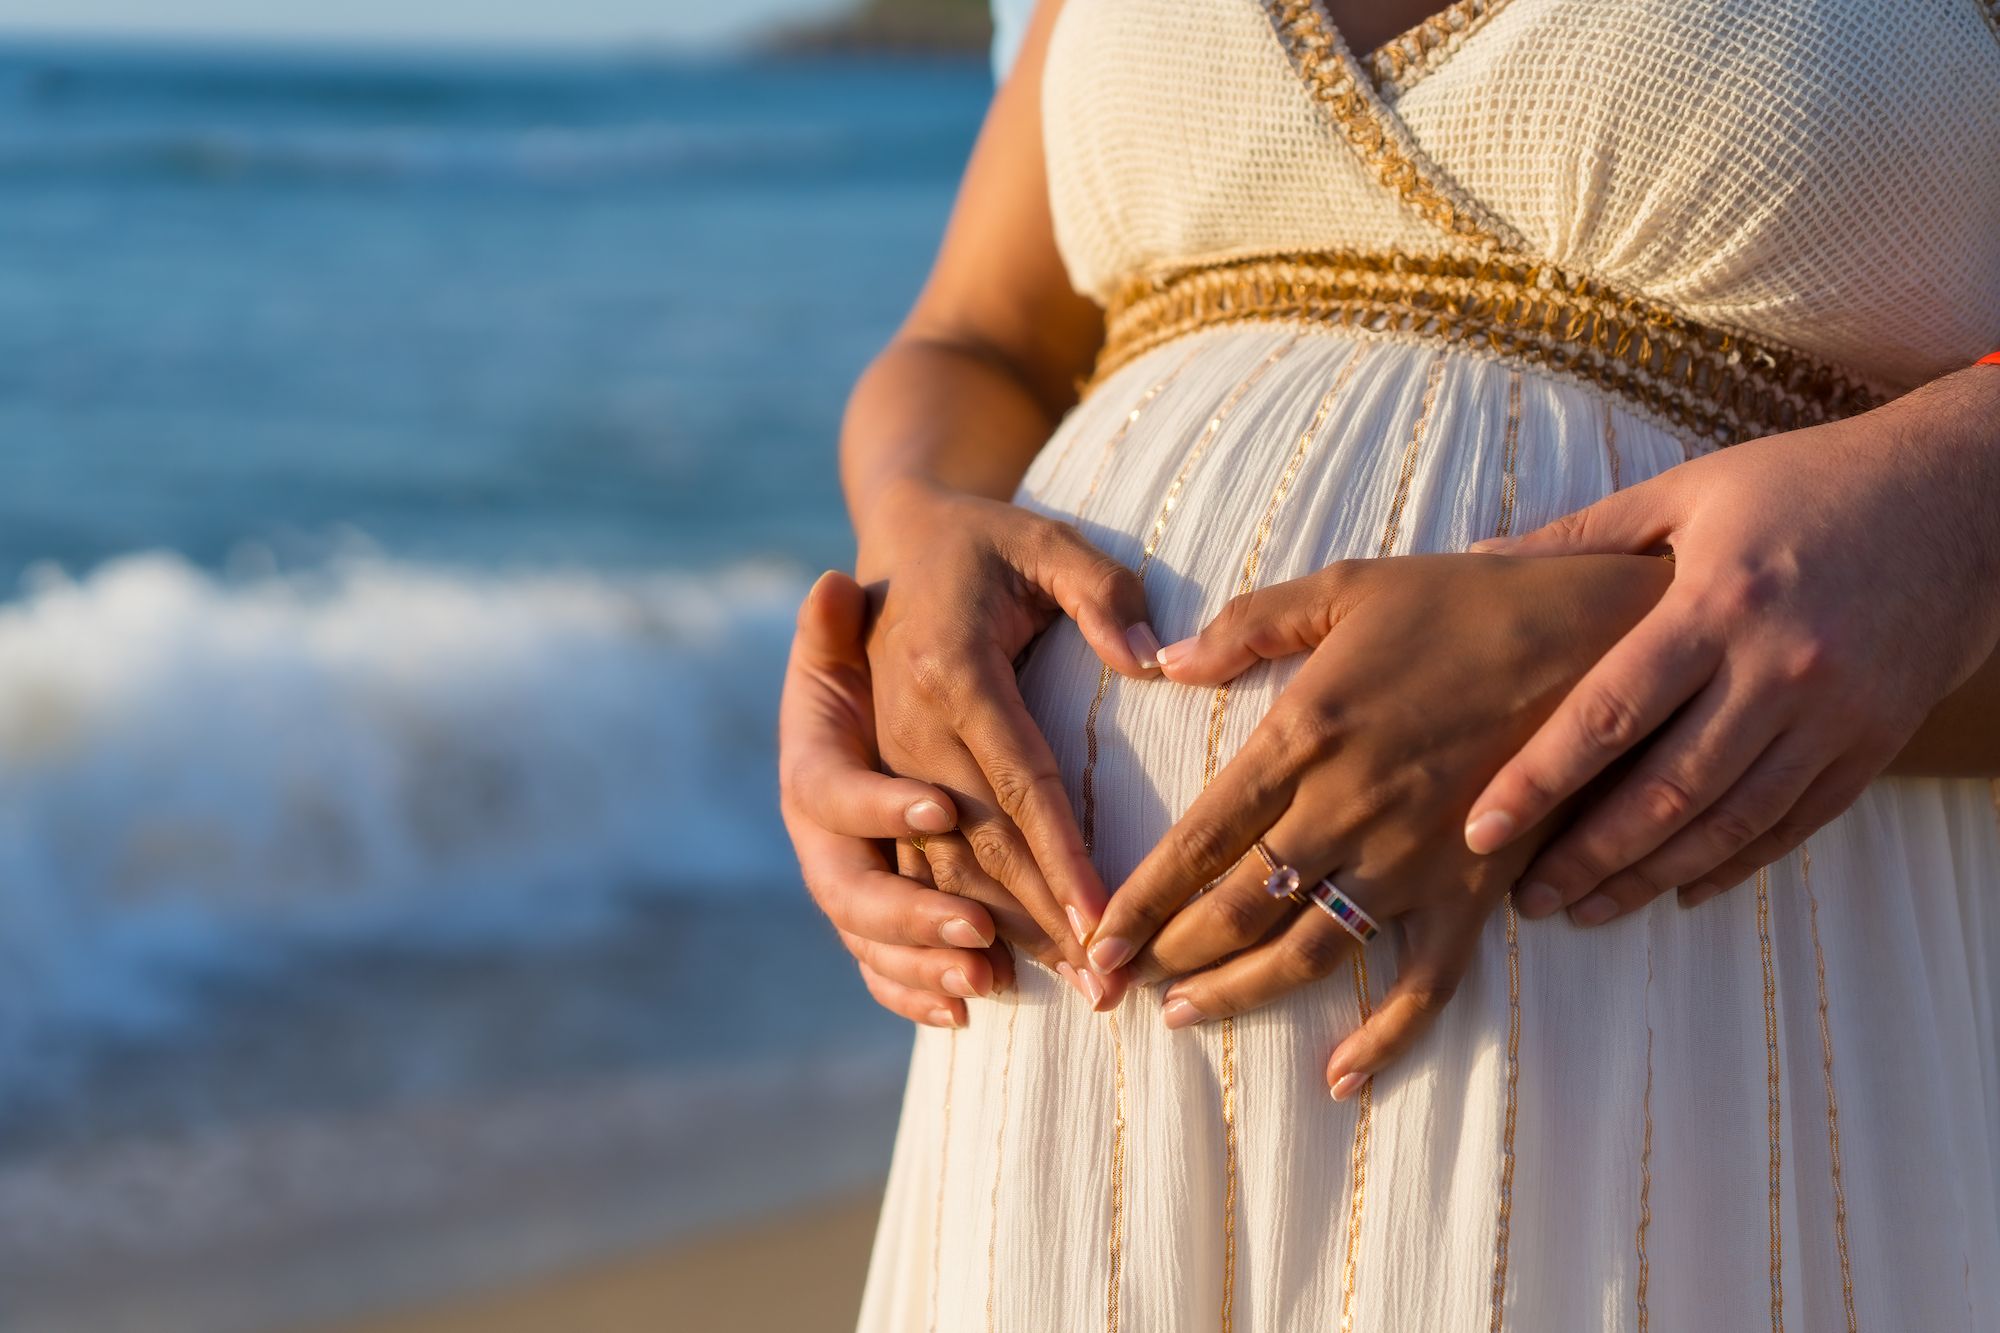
1258,0,1529,253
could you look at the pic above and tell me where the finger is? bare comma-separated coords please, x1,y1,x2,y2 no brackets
780,573,959,839
1012,521,1161,675
1157,907,1355,1028
785,802,991,947
843,930,996,1001
1678,751,1882,908
921,832,1059,964
1153,563,1370,685
1561,730,1827,925
1324,912,1479,1099
1466,478,1679,557
1509,676,1784,918
1464,593,1721,855
1128,799,1348,983
1086,717,1305,973
948,648,1111,942
857,962,965,1029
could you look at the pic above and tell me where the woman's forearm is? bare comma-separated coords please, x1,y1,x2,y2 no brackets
839,334,1067,552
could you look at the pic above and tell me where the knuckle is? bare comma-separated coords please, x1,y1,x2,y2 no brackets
1284,924,1350,980
1578,687,1644,754
1700,801,1763,853
905,646,964,703
1405,976,1461,1019
963,821,1025,884
985,759,1062,821
1265,704,1340,770
1207,888,1272,950
1170,817,1241,885
1637,770,1700,829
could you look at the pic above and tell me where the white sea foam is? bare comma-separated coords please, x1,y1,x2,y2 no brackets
0,552,807,1079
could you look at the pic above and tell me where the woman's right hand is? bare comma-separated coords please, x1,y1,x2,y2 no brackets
860,477,1163,1009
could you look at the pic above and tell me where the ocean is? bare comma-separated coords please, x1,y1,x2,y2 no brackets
0,39,991,1328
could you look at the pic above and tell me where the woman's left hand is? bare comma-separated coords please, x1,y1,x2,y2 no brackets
1084,552,1672,1098
1464,367,2000,925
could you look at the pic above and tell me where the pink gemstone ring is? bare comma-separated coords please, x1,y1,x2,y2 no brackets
1252,840,1305,902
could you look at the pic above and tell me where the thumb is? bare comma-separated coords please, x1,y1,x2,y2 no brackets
1015,522,1160,678
794,568,871,674
1468,479,1677,557
1155,563,1368,685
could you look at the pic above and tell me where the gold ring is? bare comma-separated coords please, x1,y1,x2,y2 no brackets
909,833,928,854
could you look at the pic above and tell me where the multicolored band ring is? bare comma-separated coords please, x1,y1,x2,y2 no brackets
1253,839,1380,943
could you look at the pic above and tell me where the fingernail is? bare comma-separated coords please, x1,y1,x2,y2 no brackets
1126,622,1163,671
1570,896,1617,927
1154,637,1196,671
905,799,953,834
928,1007,963,1028
1463,809,1517,854
1087,935,1135,974
1330,1071,1369,1102
1056,962,1090,1005
940,918,988,949
942,967,979,998
1516,882,1561,918
1162,996,1205,1030
1065,904,1091,947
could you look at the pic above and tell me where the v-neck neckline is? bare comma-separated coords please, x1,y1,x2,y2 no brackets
1348,0,1516,93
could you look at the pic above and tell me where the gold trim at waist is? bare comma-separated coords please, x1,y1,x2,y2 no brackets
1091,250,1885,446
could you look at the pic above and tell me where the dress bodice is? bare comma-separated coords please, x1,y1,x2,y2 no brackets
1043,0,2000,391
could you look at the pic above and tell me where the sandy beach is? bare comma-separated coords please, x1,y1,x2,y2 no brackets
324,1190,882,1333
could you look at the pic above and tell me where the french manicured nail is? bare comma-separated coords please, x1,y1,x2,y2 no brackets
1126,622,1163,671
1088,935,1135,974
1330,1071,1369,1102
1570,896,1617,927
1056,963,1090,1005
940,918,988,949
1161,996,1205,1030
1154,637,1196,671
1463,809,1516,854
905,799,953,834
1065,905,1092,947
1516,882,1562,918
942,967,979,998
928,1007,963,1028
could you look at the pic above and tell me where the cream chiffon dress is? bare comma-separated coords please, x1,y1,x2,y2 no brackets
858,2,2000,1329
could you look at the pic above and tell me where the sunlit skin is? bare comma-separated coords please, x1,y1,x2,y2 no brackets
780,0,2000,1092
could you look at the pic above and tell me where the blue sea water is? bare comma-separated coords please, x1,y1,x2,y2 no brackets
0,41,992,1119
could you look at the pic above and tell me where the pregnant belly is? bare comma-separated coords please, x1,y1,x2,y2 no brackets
1010,323,1688,889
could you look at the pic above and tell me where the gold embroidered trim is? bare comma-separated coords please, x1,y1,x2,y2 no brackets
1080,337,1298,852
1105,1014,1129,1333
1636,936,1655,1333
1261,0,1521,251
1380,352,1448,557
1091,250,1885,448
1218,1016,1242,1332
928,1029,959,1333
1488,898,1522,1331
1800,848,1858,1333
1367,0,1512,95
1340,954,1375,1333
1754,867,1786,1333
984,995,1020,1333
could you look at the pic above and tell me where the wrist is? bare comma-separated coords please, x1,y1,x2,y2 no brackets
853,474,959,582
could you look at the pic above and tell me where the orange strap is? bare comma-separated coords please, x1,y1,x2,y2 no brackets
1980,351,2000,367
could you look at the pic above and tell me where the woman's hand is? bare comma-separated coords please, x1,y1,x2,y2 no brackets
1463,367,2000,925
860,479,1163,1008
1084,553,1673,1096
782,572,1062,1027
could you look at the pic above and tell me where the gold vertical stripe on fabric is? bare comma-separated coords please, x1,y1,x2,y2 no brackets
1258,0,1523,252
1754,866,1786,1333
1080,337,1299,852
1488,898,1522,1331
928,1029,960,1333
984,995,1021,1333
1636,937,1655,1332
1061,347,1202,516
1201,346,1363,1331
1104,1013,1130,1333
1495,370,1522,538
1603,400,1623,493
1218,1016,1242,1331
1076,338,1298,1333
1377,353,1448,557
1799,847,1858,1332
1339,954,1375,1333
